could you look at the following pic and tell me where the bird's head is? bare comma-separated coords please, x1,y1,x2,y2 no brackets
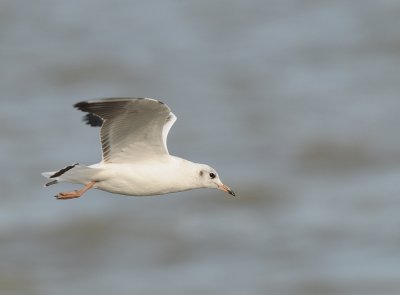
195,164,235,196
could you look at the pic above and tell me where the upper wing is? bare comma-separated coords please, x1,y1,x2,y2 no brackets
74,98,176,163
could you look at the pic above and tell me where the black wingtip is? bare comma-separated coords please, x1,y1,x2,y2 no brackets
45,180,58,187
50,163,79,178
74,101,89,111
83,113,103,127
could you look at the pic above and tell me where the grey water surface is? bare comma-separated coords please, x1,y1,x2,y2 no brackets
1,1,400,294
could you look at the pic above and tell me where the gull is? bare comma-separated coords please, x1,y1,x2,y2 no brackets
42,98,235,200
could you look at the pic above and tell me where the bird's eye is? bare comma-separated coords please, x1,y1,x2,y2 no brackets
209,172,216,179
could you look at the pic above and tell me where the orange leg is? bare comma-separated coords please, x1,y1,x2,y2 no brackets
55,181,96,200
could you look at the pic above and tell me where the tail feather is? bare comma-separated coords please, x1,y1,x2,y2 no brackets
41,172,55,178
42,163,98,186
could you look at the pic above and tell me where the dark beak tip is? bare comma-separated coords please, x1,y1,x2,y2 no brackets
228,190,236,196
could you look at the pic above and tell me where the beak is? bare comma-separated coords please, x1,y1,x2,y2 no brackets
218,183,236,196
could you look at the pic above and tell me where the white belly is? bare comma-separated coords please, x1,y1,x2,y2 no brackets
91,160,195,196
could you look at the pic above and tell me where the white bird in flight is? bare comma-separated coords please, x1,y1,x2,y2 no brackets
42,98,235,200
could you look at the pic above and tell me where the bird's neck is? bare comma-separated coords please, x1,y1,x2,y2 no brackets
169,156,204,190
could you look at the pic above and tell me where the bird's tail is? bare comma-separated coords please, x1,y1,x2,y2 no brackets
42,163,98,187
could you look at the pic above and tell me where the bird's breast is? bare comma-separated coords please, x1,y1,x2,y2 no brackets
93,161,194,196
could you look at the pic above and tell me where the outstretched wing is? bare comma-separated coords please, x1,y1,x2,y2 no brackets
74,98,177,163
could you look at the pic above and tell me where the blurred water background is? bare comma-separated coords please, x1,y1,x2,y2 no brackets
1,1,400,294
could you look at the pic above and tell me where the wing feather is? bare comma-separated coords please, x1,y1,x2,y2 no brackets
74,98,176,162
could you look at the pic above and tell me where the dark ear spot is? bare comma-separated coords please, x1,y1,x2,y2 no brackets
199,170,204,177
